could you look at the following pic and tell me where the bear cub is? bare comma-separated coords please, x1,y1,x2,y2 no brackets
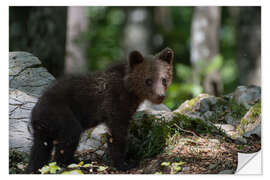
28,48,174,173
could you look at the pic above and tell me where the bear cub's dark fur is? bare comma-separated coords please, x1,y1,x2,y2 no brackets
28,48,174,173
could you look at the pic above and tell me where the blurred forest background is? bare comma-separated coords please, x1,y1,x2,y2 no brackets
9,6,261,110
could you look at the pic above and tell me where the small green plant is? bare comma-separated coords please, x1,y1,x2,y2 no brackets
161,162,171,167
39,162,61,174
171,161,186,173
160,161,186,174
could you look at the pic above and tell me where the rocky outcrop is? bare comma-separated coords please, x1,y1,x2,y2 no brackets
237,101,261,138
9,52,261,157
172,85,261,143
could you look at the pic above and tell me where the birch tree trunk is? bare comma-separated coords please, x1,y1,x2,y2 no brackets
65,7,89,74
123,7,153,56
191,7,223,96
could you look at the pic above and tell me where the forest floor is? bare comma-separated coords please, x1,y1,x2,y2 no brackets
77,133,260,174
10,132,260,174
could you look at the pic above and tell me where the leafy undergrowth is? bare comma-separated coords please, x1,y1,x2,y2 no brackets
9,149,29,174
9,131,260,174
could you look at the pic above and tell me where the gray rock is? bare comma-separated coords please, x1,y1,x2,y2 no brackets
199,98,210,112
203,111,215,120
9,52,55,97
9,89,36,152
233,85,261,109
225,115,237,126
77,124,108,154
215,124,235,132
234,137,248,145
174,94,210,114
243,124,261,138
237,103,261,138
214,124,236,137
137,100,171,112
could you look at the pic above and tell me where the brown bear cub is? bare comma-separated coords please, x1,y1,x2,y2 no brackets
27,48,174,173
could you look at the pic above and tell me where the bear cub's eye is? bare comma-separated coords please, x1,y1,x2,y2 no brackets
162,78,167,86
145,78,153,86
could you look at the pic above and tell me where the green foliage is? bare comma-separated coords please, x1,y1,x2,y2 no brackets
158,7,193,63
164,55,224,110
9,149,29,174
97,166,108,172
160,161,186,174
204,55,223,75
38,161,110,174
39,162,61,174
161,162,171,166
171,161,186,173
67,161,84,168
85,7,126,71
221,59,238,93
220,8,238,93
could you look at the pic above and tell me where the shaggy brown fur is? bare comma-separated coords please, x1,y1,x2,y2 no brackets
27,48,174,173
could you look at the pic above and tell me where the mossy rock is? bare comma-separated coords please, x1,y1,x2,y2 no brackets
128,110,223,161
174,94,210,114
236,101,261,137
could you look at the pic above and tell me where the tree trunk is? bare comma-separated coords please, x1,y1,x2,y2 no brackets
9,7,67,77
191,7,223,96
65,7,89,74
123,7,153,56
236,7,261,86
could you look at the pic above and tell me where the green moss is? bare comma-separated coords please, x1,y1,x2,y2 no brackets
127,116,170,160
174,113,218,134
237,123,245,136
187,98,196,107
251,100,261,118
127,110,224,161
229,100,248,119
179,94,215,114
237,100,261,136
240,117,249,126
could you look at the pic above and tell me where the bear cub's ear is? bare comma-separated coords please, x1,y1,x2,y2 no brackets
129,50,144,69
156,47,174,65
